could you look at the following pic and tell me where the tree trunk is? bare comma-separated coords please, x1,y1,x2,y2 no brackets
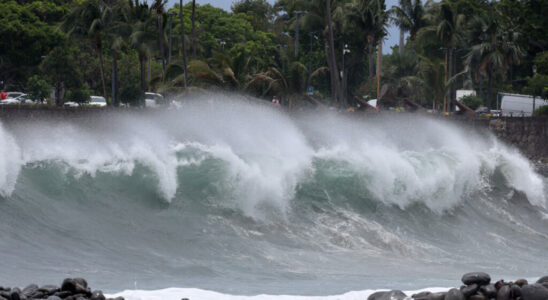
324,40,336,105
180,0,188,88
447,47,453,112
326,0,340,105
191,0,197,59
158,13,165,77
443,49,448,113
112,51,119,106
97,45,107,99
399,28,404,55
140,53,146,91
369,43,374,78
377,40,382,100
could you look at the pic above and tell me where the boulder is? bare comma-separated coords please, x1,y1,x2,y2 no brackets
461,284,479,298
22,284,38,296
520,283,548,300
412,291,431,299
497,285,511,300
515,279,528,287
427,292,446,300
46,296,62,300
91,290,106,300
536,276,548,285
61,278,77,293
462,272,491,286
73,278,88,289
445,288,464,300
469,295,486,300
368,290,407,300
480,284,497,298
510,284,521,298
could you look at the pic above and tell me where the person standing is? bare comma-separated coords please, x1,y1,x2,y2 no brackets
0,90,7,100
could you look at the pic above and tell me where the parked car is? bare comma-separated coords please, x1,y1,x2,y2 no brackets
88,96,107,107
0,97,20,105
64,96,107,107
6,91,24,99
64,101,79,107
145,92,165,107
490,110,501,117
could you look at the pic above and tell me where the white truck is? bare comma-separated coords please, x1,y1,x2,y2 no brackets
500,93,548,117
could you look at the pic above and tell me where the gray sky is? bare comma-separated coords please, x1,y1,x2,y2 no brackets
166,0,400,54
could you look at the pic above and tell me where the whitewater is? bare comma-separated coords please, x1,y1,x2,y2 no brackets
0,95,547,299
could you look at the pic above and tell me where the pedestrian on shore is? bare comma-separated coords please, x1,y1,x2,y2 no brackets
272,96,280,106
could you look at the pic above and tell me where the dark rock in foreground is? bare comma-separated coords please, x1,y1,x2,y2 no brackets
0,279,121,300
367,273,548,300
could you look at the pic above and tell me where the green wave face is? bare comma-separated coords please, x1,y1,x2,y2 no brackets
0,97,547,295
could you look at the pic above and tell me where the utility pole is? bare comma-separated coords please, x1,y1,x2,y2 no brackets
294,11,304,57
168,12,177,64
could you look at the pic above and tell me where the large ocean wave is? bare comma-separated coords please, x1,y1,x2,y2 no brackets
1,95,547,295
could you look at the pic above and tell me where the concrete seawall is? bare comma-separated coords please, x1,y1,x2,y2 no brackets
1,105,547,162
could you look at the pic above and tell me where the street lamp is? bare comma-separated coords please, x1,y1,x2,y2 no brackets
294,11,304,57
341,44,350,104
168,12,177,64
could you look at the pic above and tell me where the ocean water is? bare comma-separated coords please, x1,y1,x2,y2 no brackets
0,96,547,299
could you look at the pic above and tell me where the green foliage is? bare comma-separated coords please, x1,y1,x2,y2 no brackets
533,52,548,75
460,95,484,110
66,84,92,104
534,105,548,116
26,75,50,101
523,73,548,99
0,0,66,86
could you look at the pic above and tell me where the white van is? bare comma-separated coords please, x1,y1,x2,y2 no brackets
500,93,548,117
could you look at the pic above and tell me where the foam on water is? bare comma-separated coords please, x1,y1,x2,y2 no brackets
108,287,451,300
0,95,547,293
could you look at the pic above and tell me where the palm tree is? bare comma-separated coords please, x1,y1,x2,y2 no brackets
151,0,167,77
347,0,388,81
61,0,108,99
191,0,197,59
464,11,524,108
420,2,465,112
390,0,425,54
129,0,156,92
179,0,189,88
104,1,132,106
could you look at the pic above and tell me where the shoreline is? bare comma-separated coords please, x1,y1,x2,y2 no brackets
5,273,548,300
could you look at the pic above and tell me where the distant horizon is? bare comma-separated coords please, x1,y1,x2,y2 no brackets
164,0,401,54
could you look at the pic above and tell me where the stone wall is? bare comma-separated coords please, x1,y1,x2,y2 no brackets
489,117,548,162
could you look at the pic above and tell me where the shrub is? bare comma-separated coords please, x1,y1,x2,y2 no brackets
65,84,92,104
460,95,484,110
534,105,548,116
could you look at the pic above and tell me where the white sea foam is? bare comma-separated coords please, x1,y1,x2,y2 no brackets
0,123,21,197
108,287,450,300
0,95,545,214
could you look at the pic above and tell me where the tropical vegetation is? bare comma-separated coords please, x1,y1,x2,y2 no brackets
1,0,547,110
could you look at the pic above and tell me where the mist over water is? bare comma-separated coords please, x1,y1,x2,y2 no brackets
0,95,547,296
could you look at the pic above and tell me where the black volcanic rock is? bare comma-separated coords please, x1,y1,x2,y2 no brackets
461,284,479,297
368,290,407,300
462,272,491,286
497,285,511,300
521,283,548,300
479,283,497,298
445,288,464,300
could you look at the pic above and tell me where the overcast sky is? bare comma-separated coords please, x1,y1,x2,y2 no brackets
165,0,400,54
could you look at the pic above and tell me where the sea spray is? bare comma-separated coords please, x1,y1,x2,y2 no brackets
0,95,546,294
